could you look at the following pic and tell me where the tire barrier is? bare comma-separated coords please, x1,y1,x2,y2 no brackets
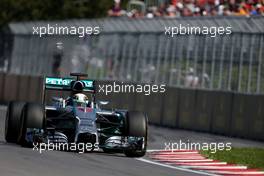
211,91,233,135
144,91,164,125
17,75,30,101
1,73,43,104
231,93,264,140
3,74,19,102
161,87,179,128
27,76,43,103
0,73,264,141
178,88,197,130
133,88,147,112
106,81,137,110
0,73,5,102
193,90,216,132
247,94,264,140
231,93,250,138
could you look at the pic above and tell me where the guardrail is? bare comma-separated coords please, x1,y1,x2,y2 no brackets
0,73,43,103
1,72,263,141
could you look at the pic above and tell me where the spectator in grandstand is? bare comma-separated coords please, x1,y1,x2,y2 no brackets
182,7,194,16
184,67,199,88
146,9,155,18
109,0,264,18
222,6,232,15
202,73,210,88
257,4,264,15
153,2,168,16
108,0,125,17
166,4,178,17
128,9,145,18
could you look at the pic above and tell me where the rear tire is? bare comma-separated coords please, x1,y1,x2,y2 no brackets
124,111,148,157
18,103,45,146
5,101,25,143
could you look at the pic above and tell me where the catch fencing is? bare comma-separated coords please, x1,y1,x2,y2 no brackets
2,16,264,94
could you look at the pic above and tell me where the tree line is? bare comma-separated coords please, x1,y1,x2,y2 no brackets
0,0,128,27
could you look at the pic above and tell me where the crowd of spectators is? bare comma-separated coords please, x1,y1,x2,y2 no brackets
108,0,264,18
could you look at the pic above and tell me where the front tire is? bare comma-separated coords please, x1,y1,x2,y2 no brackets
5,101,25,143
18,103,45,146
124,111,148,157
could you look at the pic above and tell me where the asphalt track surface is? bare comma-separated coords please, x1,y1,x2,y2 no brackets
1,106,264,176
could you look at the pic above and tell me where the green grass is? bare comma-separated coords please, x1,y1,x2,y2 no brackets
200,148,264,170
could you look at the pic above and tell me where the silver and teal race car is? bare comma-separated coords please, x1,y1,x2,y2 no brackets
5,73,148,157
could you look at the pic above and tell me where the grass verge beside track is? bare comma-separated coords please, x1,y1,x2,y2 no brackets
200,148,264,170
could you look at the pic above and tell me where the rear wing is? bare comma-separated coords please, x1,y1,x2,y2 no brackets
45,77,95,92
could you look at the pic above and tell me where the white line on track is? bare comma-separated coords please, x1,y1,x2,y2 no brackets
136,158,219,176
207,170,264,175
146,149,169,152
151,156,206,159
135,150,219,176
153,159,214,162
181,165,248,169
147,149,197,152
144,149,264,175
152,152,199,155
165,162,227,166
152,156,205,159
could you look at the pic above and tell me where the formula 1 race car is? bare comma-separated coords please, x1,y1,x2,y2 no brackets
5,73,148,157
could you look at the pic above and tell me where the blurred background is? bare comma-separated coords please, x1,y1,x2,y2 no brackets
0,0,264,141
0,0,263,93
1,2,264,175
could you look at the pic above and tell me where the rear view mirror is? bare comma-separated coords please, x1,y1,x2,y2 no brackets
52,97,66,108
52,97,63,102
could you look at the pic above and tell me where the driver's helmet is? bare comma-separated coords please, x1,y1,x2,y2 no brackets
72,93,89,107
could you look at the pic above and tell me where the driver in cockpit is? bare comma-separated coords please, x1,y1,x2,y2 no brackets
66,93,91,108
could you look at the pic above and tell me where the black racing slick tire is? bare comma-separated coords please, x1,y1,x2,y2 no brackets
124,111,148,157
18,103,45,146
5,101,25,143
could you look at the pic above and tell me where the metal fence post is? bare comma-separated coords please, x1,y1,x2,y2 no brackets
257,35,263,93
247,35,255,93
